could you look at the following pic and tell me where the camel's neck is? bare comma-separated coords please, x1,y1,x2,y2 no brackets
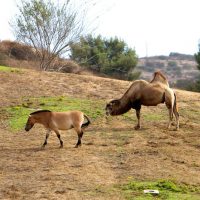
112,96,132,115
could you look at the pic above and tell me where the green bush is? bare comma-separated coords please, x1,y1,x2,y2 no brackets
70,35,138,80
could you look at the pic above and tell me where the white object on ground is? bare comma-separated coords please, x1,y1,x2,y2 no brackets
144,190,159,194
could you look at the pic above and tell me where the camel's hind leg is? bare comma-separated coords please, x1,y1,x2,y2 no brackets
173,93,179,130
167,107,173,129
165,89,174,130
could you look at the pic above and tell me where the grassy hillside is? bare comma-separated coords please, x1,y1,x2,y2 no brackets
0,65,200,199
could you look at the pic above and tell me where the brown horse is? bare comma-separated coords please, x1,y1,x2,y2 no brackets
106,71,179,130
25,110,91,148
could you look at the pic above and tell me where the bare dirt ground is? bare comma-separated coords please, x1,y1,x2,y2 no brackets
0,68,200,199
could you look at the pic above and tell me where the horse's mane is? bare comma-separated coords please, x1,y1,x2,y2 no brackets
30,110,51,115
150,71,167,83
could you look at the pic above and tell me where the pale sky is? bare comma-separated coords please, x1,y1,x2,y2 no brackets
1,0,200,57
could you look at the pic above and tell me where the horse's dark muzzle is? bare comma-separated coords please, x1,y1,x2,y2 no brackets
25,124,33,131
25,127,29,132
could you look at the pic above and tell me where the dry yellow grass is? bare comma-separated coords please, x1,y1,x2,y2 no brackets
0,67,200,199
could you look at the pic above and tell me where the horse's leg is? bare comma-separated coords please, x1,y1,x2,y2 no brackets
74,127,83,148
42,129,51,148
135,109,141,130
54,130,63,148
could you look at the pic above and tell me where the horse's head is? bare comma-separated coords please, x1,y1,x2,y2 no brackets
105,99,121,116
25,115,35,131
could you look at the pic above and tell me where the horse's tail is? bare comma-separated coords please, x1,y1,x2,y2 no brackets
81,114,91,128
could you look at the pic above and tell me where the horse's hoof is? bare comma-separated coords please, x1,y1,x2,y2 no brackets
59,145,63,149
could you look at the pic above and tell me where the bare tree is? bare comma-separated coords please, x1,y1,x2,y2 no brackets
10,0,89,70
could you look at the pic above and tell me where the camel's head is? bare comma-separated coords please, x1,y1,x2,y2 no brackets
105,99,120,116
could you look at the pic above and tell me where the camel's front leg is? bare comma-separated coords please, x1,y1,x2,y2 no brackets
135,109,141,130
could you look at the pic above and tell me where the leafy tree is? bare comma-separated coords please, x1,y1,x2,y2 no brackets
194,43,200,70
10,0,87,70
70,35,138,80
191,42,200,91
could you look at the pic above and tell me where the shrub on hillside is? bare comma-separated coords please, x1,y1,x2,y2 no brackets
0,40,81,72
0,40,36,60
128,71,141,81
49,59,81,74
0,52,8,66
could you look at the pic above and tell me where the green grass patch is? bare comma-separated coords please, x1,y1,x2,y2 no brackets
143,113,164,121
6,96,105,131
119,179,200,200
123,107,167,122
142,108,167,121
179,108,200,124
5,95,186,132
123,111,137,123
0,65,22,73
